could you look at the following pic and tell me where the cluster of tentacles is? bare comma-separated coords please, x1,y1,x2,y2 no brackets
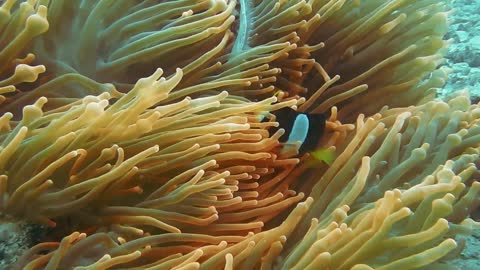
1,0,479,269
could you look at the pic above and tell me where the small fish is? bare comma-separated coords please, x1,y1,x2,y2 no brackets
267,107,331,158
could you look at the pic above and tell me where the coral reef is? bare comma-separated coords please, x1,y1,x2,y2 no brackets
440,0,480,101
0,0,479,269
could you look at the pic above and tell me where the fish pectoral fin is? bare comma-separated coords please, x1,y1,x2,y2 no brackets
279,141,302,157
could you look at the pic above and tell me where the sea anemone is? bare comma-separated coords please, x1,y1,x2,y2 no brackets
0,0,479,269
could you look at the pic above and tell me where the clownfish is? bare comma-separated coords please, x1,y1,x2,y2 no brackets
266,107,336,165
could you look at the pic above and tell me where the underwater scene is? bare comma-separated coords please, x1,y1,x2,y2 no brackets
0,0,480,269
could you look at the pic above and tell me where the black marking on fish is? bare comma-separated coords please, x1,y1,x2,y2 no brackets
268,107,326,154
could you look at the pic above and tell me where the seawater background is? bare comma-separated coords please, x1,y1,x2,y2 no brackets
442,0,480,269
